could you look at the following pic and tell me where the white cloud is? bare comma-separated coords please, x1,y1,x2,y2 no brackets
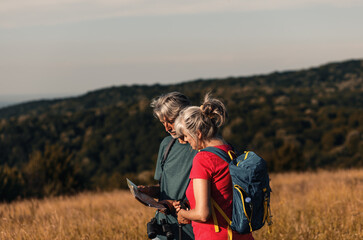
1,0,362,28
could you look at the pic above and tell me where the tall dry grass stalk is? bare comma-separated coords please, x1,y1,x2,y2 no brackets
253,169,363,240
1,169,362,239
0,191,154,239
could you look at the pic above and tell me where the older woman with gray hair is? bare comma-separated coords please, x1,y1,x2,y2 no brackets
173,93,254,240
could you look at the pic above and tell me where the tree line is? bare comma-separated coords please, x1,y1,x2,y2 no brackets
0,59,362,202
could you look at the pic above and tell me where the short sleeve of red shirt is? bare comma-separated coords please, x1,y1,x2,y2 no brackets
189,151,215,180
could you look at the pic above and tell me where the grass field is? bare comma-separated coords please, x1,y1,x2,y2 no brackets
1,169,362,240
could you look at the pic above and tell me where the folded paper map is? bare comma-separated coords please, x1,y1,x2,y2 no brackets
126,178,167,211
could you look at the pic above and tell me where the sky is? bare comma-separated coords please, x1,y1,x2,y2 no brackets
1,0,363,104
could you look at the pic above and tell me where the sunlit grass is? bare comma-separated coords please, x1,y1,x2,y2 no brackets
1,169,362,239
0,191,154,240
254,169,363,240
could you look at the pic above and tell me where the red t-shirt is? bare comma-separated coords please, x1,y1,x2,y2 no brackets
186,145,254,240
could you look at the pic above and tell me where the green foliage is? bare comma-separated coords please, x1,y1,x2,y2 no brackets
24,143,83,198
0,164,25,202
0,59,362,201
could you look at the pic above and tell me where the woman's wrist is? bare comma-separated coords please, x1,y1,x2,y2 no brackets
179,209,187,218
177,209,191,224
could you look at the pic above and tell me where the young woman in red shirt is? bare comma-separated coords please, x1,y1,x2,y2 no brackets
173,93,254,240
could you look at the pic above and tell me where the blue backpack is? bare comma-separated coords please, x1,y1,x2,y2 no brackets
200,147,272,237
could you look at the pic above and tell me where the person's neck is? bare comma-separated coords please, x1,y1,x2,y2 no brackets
178,138,188,144
202,138,225,148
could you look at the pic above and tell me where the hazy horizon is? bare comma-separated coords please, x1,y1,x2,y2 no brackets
1,0,363,101
1,57,360,109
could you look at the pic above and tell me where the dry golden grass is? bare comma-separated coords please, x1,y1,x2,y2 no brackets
253,169,363,240
0,191,155,240
1,169,362,240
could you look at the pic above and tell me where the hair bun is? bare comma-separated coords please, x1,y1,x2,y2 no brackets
200,103,216,120
201,93,227,127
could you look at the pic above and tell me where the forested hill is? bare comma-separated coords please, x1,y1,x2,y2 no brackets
1,59,362,201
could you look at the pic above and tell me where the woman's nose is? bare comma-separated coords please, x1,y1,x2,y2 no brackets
163,122,171,131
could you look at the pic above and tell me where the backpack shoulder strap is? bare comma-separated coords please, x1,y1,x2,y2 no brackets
200,146,234,163
161,138,176,171
211,198,233,240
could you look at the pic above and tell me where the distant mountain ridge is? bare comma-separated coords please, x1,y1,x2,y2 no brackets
1,59,362,119
0,102,14,109
0,59,362,201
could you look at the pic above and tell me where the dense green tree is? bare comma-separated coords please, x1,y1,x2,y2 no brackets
24,143,83,197
0,59,362,201
0,165,25,201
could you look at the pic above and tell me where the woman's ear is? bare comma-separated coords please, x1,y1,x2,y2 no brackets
197,130,202,140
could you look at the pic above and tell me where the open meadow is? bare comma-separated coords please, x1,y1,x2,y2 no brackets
1,169,362,240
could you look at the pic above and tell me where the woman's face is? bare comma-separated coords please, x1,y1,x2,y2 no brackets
182,130,198,150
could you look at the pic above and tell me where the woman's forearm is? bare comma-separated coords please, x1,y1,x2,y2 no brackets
178,207,210,223
179,178,211,222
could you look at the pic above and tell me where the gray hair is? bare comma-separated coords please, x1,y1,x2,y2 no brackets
175,93,227,145
150,92,191,121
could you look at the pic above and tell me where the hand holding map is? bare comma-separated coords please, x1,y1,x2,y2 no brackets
126,178,167,212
